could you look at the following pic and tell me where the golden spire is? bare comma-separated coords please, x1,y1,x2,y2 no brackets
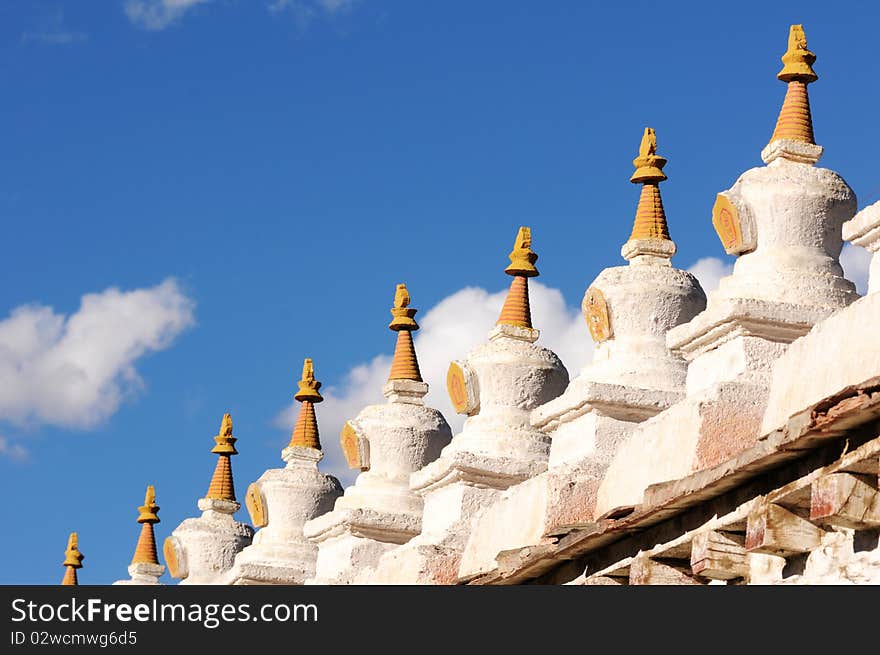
205,413,238,502
289,358,323,450
769,25,817,145
61,532,83,586
387,283,423,381
497,226,538,328
628,128,671,241
131,485,160,565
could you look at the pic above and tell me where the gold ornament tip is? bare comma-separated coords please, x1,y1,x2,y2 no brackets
389,283,419,331
778,24,817,83
211,412,239,455
630,127,667,184
63,532,84,568
219,413,232,437
504,226,539,277
136,485,160,524
294,357,324,402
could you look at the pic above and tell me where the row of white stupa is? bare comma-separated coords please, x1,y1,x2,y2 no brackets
59,24,880,585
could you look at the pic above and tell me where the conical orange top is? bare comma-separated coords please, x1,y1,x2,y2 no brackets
61,532,83,586
387,284,423,381
289,358,323,450
205,413,238,502
628,128,671,242
497,227,538,329
131,486,160,565
769,25,818,145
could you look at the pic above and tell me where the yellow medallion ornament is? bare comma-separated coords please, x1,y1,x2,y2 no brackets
583,287,612,343
245,482,268,528
711,194,744,253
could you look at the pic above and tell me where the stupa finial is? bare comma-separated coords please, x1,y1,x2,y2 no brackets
768,24,818,151
623,128,675,262
137,485,160,523
388,284,423,381
205,413,238,502
629,127,667,184
61,532,83,585
777,24,818,83
497,227,538,328
289,358,323,450
131,485,161,565
294,358,323,403
389,283,419,331
504,226,539,277
211,413,238,455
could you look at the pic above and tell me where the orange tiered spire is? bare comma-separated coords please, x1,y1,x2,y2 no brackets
769,25,818,145
622,128,675,261
629,128,670,239
387,284,423,382
131,486,160,565
497,227,539,328
61,532,83,586
289,358,323,450
205,413,238,502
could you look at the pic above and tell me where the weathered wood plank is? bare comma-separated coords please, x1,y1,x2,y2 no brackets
583,557,633,583
629,555,704,585
493,541,557,576
690,530,749,580
582,575,627,585
745,503,825,556
810,472,880,529
838,455,879,476
774,485,813,511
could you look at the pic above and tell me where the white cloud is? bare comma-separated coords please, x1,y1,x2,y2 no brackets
124,0,211,31
686,256,734,294
0,279,195,429
275,281,590,484
0,436,28,461
840,243,872,296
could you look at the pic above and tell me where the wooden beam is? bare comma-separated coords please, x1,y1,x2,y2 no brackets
629,555,704,585
690,530,749,580
810,472,880,529
582,575,627,585
745,503,825,556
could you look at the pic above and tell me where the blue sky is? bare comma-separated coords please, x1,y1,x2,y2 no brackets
0,0,877,584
